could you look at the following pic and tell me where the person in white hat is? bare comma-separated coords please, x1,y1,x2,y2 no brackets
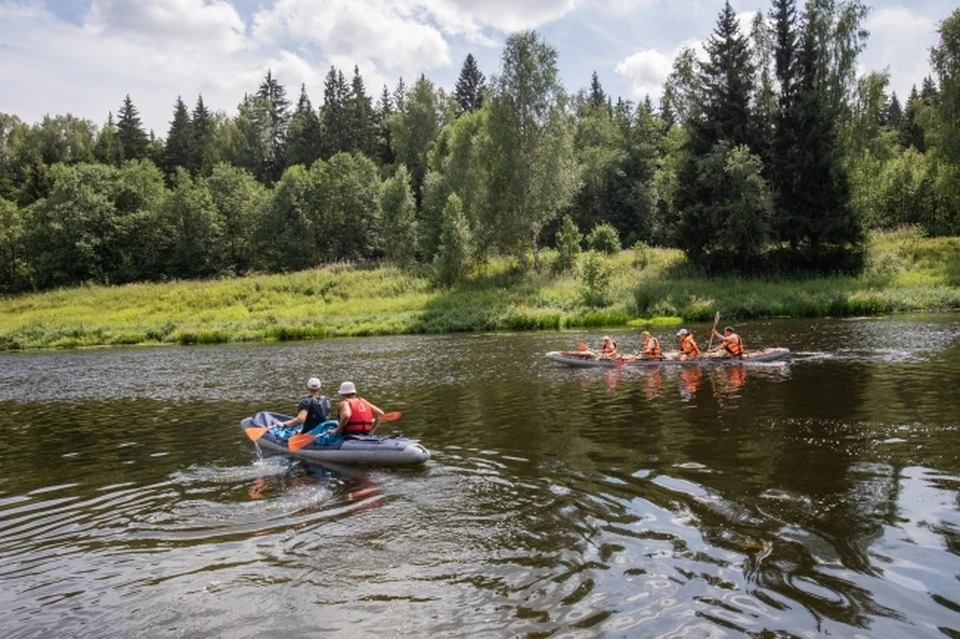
279,377,331,433
332,381,386,436
676,328,701,361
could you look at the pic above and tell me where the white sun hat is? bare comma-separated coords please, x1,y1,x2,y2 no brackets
307,377,322,390
338,381,357,395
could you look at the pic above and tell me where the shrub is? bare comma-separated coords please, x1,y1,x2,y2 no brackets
586,223,621,255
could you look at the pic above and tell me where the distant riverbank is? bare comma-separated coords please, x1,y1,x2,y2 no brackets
2,229,959,351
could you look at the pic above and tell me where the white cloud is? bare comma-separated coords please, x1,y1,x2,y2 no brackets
85,0,247,53
863,6,936,97
252,0,452,73
615,49,674,100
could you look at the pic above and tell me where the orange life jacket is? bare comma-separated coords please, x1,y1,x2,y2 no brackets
680,334,700,357
341,397,374,435
644,336,662,358
724,334,744,356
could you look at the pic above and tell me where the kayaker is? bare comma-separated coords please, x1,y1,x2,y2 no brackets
600,336,619,357
332,381,386,436
676,328,701,360
279,377,332,433
710,326,744,358
640,331,662,359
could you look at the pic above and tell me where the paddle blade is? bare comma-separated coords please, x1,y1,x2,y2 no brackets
383,411,402,421
288,433,317,451
245,427,269,441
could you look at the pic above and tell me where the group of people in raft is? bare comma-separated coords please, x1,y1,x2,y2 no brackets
596,325,744,361
278,378,387,437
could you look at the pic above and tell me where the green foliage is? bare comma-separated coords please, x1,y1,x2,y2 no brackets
554,215,582,272
579,251,612,307
586,222,622,254
434,193,472,286
163,168,223,279
380,165,419,266
632,240,651,268
0,197,29,294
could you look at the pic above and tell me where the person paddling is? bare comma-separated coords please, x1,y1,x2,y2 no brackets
331,381,386,436
600,336,619,358
279,377,331,433
676,329,701,360
640,331,662,360
710,326,744,358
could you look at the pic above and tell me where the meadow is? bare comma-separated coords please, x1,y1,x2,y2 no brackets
2,229,959,351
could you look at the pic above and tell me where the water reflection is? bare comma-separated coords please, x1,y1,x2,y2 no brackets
0,316,959,637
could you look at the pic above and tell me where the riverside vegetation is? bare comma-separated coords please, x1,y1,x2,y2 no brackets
2,228,958,352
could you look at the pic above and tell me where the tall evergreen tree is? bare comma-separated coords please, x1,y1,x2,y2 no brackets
675,0,761,269
885,91,903,129
320,66,350,159
900,85,927,151
346,66,377,158
589,71,606,108
191,94,214,175
393,77,407,113
163,96,192,181
285,84,323,168
691,0,755,154
375,84,396,166
787,0,865,270
116,95,149,161
256,70,291,181
454,54,486,114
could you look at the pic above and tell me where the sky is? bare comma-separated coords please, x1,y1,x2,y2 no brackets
0,0,955,136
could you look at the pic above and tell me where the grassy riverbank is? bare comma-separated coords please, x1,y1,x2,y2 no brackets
2,229,959,351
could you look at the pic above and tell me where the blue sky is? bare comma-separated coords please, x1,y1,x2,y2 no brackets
0,0,955,136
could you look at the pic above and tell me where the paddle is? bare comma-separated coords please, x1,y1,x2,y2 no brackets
244,417,285,442
288,411,402,451
706,311,721,353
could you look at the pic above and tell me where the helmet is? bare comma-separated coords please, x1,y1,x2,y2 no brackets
307,377,322,390
676,329,689,336
338,381,357,395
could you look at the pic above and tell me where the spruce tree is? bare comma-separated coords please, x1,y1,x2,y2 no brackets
320,66,350,159
191,94,213,175
285,84,323,168
256,70,291,181
375,84,396,166
116,95,149,161
347,66,377,158
588,71,606,108
691,0,755,155
454,54,485,114
163,96,192,181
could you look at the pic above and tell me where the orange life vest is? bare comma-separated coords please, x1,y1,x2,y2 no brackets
644,336,662,358
341,397,374,435
724,334,744,356
680,334,700,357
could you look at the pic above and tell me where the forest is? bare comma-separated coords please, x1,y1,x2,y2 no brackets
1,0,959,297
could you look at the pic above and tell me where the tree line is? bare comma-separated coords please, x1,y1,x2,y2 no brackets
1,0,959,295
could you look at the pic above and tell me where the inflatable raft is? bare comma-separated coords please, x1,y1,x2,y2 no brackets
545,347,790,368
241,411,430,466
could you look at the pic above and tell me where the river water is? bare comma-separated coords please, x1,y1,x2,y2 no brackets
1,315,959,638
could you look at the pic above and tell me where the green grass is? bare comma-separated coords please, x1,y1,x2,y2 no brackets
2,229,959,351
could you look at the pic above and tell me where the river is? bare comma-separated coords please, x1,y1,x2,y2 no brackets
1,315,958,638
